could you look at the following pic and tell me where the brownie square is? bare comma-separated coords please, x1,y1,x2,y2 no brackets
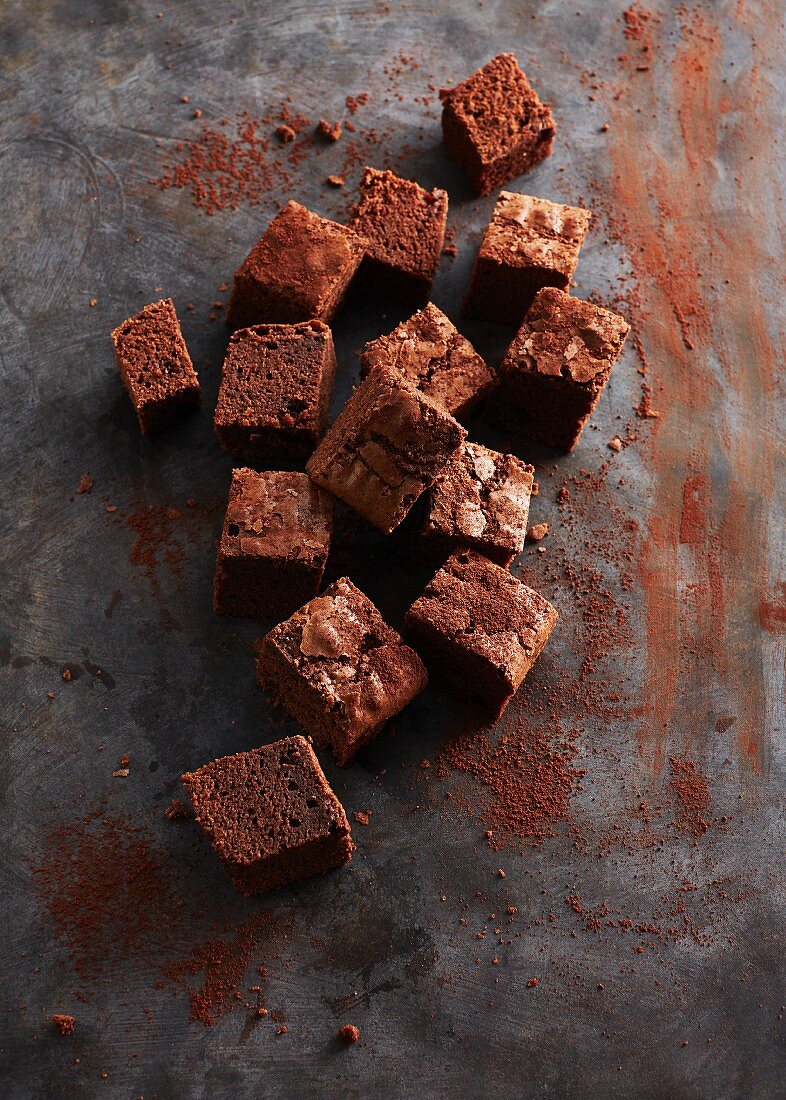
181,737,353,896
214,320,336,465
111,298,199,435
405,550,557,719
486,287,630,451
421,442,534,567
257,578,428,765
359,303,495,420
349,166,448,304
439,53,555,196
306,365,466,534
213,468,334,620
463,192,592,327
226,200,366,330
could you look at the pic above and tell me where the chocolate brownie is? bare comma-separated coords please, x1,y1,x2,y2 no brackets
405,550,557,718
349,167,448,304
181,737,353,896
463,192,592,326
439,53,555,196
306,366,466,534
111,298,199,435
486,287,630,451
214,320,336,464
213,469,334,620
226,201,366,330
359,303,494,420
257,577,428,765
421,442,534,567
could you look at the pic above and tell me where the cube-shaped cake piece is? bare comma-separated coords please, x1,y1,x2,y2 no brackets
439,53,555,196
257,578,428,765
421,442,534,567
360,303,495,420
226,201,366,330
306,366,466,534
349,167,448,304
213,469,334,620
111,298,199,435
405,550,557,719
463,192,592,327
486,288,630,451
214,320,336,465
181,737,353,896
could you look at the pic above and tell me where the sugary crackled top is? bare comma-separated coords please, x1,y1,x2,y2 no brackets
425,442,534,554
241,201,366,301
506,287,630,385
181,737,350,863
221,468,333,562
439,53,554,161
408,550,558,682
480,192,592,275
268,577,427,730
360,303,494,415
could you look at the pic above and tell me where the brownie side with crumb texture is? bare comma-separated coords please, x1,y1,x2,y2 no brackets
214,320,336,465
181,737,354,895
111,298,200,435
439,53,555,195
350,167,448,304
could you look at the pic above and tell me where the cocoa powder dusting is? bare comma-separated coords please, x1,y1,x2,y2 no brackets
669,756,711,837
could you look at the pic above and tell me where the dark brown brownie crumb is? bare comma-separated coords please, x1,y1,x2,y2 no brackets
276,124,296,143
53,1014,76,1036
76,473,93,495
317,118,342,142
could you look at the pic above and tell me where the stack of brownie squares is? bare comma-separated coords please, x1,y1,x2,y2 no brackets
111,51,629,898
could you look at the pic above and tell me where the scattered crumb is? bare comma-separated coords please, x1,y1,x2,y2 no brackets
497,869,507,879
61,669,72,682
317,118,342,142
193,108,202,119
89,298,97,307
339,1024,360,1044
76,473,93,495
276,1025,288,1036
608,436,623,452
527,523,549,542
112,768,130,778
326,174,345,187
276,124,296,143
527,977,539,988
53,1014,76,1036
164,798,190,821
353,810,372,826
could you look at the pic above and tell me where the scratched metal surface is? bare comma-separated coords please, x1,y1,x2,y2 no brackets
1,1,784,1097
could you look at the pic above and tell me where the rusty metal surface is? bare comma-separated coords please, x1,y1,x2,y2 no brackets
1,1,784,1097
